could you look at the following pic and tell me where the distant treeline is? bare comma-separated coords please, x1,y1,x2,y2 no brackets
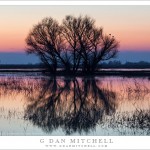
100,61,150,69
0,64,45,69
0,61,150,69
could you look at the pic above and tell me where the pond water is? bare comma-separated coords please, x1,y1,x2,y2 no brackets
0,73,150,136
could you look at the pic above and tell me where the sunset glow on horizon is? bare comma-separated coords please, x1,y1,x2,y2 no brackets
0,5,150,52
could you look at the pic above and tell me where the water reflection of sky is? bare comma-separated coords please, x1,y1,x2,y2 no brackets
0,74,150,135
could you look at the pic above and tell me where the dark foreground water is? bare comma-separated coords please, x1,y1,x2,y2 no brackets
0,73,150,136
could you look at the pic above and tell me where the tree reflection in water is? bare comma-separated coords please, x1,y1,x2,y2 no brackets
0,76,150,135
24,77,116,135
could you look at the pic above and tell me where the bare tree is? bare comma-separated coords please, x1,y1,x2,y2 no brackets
62,15,119,73
26,15,119,75
26,17,68,74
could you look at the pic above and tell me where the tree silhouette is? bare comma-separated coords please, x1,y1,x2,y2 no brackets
26,15,119,75
26,18,66,74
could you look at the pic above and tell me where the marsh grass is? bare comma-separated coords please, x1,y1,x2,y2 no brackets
122,110,150,130
0,107,24,120
101,109,150,135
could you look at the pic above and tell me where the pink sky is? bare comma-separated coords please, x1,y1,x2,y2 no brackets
0,5,150,52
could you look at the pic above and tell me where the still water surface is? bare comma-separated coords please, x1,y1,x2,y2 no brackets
0,73,150,135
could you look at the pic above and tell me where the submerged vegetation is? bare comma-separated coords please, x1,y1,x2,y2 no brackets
105,110,150,135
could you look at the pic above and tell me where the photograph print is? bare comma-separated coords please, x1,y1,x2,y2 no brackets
0,5,150,136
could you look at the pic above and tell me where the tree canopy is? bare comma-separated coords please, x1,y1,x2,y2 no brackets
26,15,119,75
